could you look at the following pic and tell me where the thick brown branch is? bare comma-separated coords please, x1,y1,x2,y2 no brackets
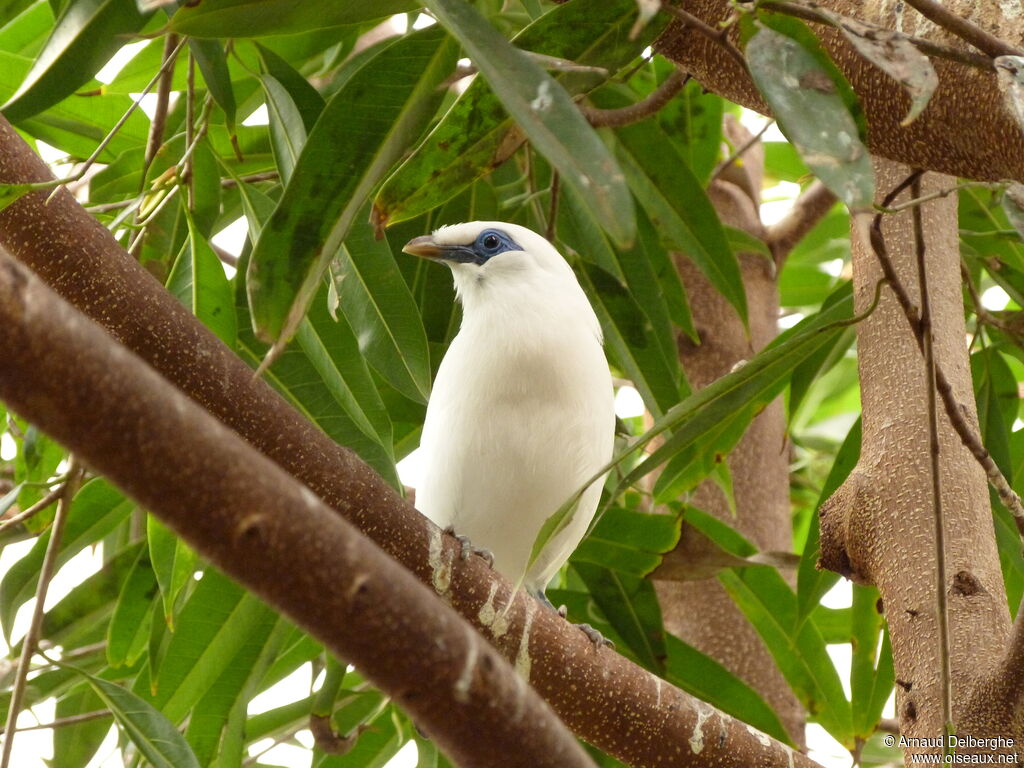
767,180,838,264
759,0,996,70
0,251,593,768
901,0,1022,58
0,116,818,768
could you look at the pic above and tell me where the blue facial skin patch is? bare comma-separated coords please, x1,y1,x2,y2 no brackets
441,229,522,265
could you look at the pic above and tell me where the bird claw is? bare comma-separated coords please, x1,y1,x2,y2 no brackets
529,591,612,649
577,623,614,649
444,526,494,566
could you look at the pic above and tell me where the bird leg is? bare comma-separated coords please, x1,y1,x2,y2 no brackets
528,588,614,649
443,525,494,567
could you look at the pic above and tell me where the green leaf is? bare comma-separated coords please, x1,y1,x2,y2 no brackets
166,209,238,347
973,347,1018,479
577,261,686,418
618,284,855,492
0,2,54,58
52,683,111,768
235,267,399,486
185,615,283,766
664,635,792,746
572,507,681,576
658,76,723,185
71,665,202,768
330,214,433,403
246,26,458,346
424,0,635,244
719,565,853,745
135,569,274,724
2,0,152,121
744,17,874,211
189,38,237,137
147,515,197,628
37,542,144,649
0,479,132,643
850,584,891,738
107,547,158,668
572,562,667,674
259,73,306,183
796,418,860,624
611,115,747,326
169,0,418,38
378,0,655,242
254,41,324,132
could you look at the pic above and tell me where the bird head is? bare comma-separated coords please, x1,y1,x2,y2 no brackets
402,221,580,304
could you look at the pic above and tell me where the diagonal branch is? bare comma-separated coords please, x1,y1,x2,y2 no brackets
767,180,838,265
0,250,593,768
0,115,821,768
901,0,1022,58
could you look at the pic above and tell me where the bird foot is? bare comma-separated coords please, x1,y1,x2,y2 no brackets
443,526,494,567
528,590,613,649
577,623,614,649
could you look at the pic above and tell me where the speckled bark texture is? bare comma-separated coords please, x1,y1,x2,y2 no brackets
656,1,1024,182
819,159,1018,757
0,118,820,768
0,250,593,768
654,118,806,747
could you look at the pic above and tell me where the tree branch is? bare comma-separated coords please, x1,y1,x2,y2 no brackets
767,180,838,264
0,251,594,768
901,0,1022,58
579,69,689,128
0,115,821,768
759,0,997,70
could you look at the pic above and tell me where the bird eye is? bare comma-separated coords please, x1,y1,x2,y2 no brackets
482,233,500,250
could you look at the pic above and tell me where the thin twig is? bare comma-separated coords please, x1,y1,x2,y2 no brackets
912,175,954,739
578,70,689,128
43,37,188,205
0,459,84,768
185,53,197,210
960,262,1016,340
13,710,111,732
142,33,180,180
880,181,997,213
0,484,64,534
759,0,997,71
901,0,1023,58
545,171,560,243
663,5,748,72
867,172,1024,530
710,119,774,183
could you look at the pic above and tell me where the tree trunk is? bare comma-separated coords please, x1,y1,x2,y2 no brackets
819,158,1017,756
654,118,806,746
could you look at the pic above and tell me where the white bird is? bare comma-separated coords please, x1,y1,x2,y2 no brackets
403,222,615,604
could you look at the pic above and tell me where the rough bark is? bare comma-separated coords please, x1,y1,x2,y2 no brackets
0,117,818,768
656,1,1024,182
0,249,593,768
818,158,1016,756
654,117,806,746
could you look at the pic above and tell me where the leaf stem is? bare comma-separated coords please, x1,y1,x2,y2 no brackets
912,175,954,736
